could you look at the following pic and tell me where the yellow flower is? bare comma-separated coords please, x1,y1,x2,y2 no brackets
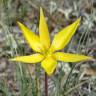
10,8,92,75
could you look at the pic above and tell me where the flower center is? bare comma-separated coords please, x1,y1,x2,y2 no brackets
47,50,52,57
44,48,53,58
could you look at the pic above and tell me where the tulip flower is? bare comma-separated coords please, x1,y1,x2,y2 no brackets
10,8,92,76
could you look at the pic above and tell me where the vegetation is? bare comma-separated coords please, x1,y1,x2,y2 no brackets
0,0,96,96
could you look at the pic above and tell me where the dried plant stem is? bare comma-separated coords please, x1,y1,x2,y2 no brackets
45,72,48,96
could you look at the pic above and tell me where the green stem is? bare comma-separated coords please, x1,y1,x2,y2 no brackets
45,72,48,96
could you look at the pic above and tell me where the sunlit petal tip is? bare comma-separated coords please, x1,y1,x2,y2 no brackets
54,52,93,62
16,21,27,30
86,56,94,60
16,21,23,27
40,7,43,14
9,57,21,62
39,6,50,49
77,17,81,22
9,58,16,61
76,17,81,25
9,54,44,63
9,58,21,62
16,21,20,24
16,21,25,30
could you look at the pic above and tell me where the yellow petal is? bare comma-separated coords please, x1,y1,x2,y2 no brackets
10,53,44,63
39,7,50,50
17,21,44,52
50,18,81,52
41,56,57,75
54,52,92,62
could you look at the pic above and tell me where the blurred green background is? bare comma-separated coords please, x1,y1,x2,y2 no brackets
0,0,96,96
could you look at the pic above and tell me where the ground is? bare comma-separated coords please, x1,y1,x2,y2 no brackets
0,0,96,96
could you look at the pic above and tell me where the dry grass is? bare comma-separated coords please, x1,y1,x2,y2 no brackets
0,0,96,96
